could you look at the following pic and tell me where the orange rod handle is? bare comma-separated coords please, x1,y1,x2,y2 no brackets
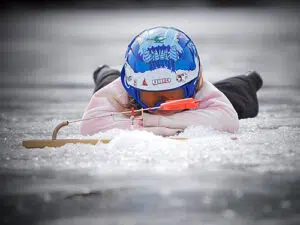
159,98,200,111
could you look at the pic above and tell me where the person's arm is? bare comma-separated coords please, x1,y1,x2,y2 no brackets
80,78,140,135
142,80,239,133
141,126,183,137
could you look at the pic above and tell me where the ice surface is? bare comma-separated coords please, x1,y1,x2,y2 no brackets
1,104,299,174
1,7,300,225
1,87,299,174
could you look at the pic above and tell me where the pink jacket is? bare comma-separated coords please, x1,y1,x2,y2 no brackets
80,78,239,136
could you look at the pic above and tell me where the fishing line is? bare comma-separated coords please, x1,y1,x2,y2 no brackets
22,98,200,148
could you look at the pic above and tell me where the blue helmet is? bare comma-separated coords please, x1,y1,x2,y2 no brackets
120,26,201,109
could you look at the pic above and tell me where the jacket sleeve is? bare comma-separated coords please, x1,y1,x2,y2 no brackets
80,78,140,135
142,80,239,133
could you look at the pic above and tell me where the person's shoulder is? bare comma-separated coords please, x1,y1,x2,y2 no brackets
95,77,120,92
94,78,127,97
202,79,214,88
195,79,221,98
91,77,130,107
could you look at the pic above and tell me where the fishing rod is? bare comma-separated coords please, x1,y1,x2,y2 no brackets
22,98,200,149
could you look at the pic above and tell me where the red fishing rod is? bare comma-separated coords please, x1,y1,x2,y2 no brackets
68,98,201,124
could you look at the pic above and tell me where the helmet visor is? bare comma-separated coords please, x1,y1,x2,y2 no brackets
139,88,185,108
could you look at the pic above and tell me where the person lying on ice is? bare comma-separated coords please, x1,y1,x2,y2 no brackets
80,26,263,137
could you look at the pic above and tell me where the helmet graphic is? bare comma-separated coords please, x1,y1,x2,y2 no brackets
120,26,201,109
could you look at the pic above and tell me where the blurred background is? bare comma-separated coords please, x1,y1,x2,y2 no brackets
1,0,300,10
1,0,300,87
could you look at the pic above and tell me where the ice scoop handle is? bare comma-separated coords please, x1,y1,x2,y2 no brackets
52,121,69,140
